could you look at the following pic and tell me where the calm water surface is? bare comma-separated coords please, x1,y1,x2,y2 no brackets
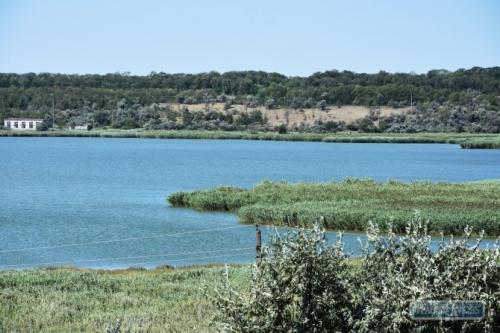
0,137,499,269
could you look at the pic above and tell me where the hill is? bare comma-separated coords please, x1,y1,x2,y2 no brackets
0,67,499,133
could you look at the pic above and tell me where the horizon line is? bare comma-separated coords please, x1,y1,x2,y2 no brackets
1,66,499,78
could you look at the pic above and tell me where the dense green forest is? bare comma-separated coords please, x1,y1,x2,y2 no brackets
1,67,499,132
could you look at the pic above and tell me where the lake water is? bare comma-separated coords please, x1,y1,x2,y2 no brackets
0,137,499,270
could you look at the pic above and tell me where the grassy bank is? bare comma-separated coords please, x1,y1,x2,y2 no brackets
0,245,496,332
168,179,500,235
459,136,500,149
0,259,366,332
0,265,250,332
1,129,500,148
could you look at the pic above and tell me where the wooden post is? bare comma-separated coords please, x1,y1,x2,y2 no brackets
256,224,262,265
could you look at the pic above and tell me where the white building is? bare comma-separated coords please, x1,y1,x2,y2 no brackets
3,118,43,131
73,125,89,130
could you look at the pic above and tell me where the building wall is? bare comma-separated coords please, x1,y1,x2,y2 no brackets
4,120,42,131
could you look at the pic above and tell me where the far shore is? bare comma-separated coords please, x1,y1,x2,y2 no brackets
1,129,500,149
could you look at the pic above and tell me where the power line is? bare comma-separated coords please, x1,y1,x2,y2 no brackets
104,252,255,269
0,225,254,254
0,246,254,269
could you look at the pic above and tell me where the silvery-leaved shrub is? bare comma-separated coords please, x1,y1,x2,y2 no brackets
353,213,499,333
214,214,499,332
213,224,353,332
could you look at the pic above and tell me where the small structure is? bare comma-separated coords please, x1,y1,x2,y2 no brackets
68,121,90,130
73,124,89,130
3,118,43,131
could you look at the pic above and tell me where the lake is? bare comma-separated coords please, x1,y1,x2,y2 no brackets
0,137,499,269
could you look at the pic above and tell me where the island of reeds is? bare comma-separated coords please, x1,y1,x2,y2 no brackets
167,179,500,235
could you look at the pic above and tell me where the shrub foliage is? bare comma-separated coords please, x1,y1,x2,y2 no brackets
213,225,353,332
214,215,499,332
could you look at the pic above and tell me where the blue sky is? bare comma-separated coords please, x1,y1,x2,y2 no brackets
0,0,499,76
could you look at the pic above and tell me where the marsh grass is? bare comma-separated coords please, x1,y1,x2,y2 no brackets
167,179,500,235
460,137,500,149
0,265,251,332
1,129,499,149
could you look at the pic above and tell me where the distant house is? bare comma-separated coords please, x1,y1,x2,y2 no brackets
73,124,89,130
68,122,90,130
3,118,43,131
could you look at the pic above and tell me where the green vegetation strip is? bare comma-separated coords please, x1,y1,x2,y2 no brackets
0,266,250,332
1,129,500,148
168,179,500,235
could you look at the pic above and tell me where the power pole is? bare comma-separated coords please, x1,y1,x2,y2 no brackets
52,93,55,129
410,92,413,113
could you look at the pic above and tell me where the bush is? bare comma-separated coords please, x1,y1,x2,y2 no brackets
213,224,353,332
265,98,276,110
316,99,327,111
276,124,287,134
353,215,500,332
214,215,500,332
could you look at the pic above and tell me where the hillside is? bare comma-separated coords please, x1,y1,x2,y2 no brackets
0,68,498,133
167,103,410,126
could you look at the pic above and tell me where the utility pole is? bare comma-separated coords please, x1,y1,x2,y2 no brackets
410,92,413,113
255,224,262,265
52,93,55,129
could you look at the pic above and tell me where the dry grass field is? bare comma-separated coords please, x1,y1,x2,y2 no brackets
165,103,410,126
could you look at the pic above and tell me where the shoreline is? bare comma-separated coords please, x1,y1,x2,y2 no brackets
2,230,497,272
1,129,500,149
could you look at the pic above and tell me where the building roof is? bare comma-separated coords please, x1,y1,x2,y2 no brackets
4,118,44,121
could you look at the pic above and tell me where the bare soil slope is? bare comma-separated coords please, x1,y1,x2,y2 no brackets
169,103,410,126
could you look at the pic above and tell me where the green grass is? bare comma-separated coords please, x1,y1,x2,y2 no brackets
459,136,500,149
0,253,495,332
0,265,251,332
0,259,367,332
1,129,500,149
167,179,500,235
0,257,494,332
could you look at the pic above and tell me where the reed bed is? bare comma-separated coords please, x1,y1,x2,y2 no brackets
168,179,500,235
460,137,500,149
1,129,499,149
0,265,250,332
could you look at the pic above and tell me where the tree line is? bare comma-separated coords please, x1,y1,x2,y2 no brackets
0,67,499,132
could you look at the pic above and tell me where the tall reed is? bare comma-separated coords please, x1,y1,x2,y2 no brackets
168,179,500,235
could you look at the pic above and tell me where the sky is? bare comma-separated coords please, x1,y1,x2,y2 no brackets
0,0,499,76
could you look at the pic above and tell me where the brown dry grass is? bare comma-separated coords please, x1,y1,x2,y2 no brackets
164,103,410,126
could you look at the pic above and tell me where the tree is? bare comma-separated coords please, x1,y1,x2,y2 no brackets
1,68,499,133
276,124,287,134
302,98,315,109
356,116,377,132
36,120,49,131
290,97,302,110
246,95,257,108
265,98,276,110
316,99,327,111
